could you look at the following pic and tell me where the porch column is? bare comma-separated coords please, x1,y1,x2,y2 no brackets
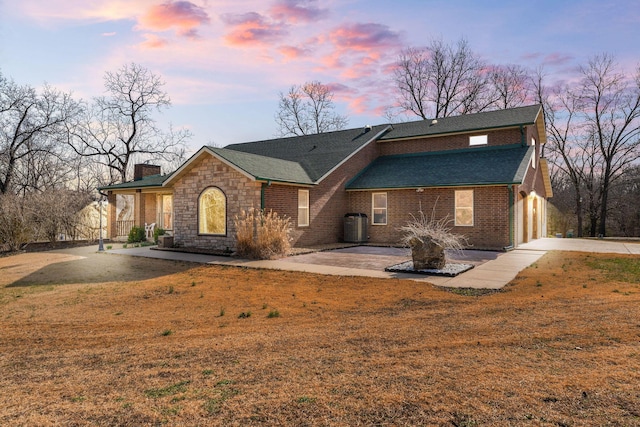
107,191,117,239
134,189,145,227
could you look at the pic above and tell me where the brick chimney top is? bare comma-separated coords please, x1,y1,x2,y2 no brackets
134,164,161,181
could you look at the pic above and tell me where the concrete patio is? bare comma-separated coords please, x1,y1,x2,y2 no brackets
99,237,639,290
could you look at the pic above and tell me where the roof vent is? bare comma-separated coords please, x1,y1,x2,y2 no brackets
364,125,372,132
431,119,438,125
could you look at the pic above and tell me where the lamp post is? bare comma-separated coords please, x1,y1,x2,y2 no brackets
98,197,105,252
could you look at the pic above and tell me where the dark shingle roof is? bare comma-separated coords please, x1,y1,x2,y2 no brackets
346,144,534,190
380,104,542,141
208,147,313,184
225,125,389,182
99,174,168,190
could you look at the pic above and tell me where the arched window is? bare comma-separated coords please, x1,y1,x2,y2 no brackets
199,187,226,235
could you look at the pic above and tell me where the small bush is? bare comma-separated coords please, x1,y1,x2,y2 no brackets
127,226,146,243
153,227,166,244
267,309,280,318
234,208,291,259
400,205,467,253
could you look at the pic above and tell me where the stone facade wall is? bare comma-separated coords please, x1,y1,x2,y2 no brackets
172,154,262,251
347,186,511,250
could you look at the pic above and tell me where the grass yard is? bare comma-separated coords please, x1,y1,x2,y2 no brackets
1,250,639,426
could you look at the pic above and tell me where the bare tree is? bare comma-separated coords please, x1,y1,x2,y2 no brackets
489,64,532,109
577,54,640,236
533,69,591,237
69,63,189,184
393,38,494,119
0,72,80,194
275,81,348,136
392,39,533,121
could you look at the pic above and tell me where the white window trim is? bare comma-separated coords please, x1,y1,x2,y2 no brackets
469,135,488,146
372,192,387,225
455,189,474,227
531,150,536,169
298,189,310,227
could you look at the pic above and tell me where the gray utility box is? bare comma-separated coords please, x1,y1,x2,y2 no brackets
157,235,174,248
344,213,368,243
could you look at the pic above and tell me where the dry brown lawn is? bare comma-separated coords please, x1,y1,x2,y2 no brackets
1,250,639,426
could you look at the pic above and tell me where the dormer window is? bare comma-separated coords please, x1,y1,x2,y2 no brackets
469,135,488,146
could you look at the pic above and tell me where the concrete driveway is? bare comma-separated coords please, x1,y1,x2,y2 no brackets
518,237,640,254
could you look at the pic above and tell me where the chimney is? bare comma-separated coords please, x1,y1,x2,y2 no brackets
134,164,161,181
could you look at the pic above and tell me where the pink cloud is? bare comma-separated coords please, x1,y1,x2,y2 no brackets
278,45,309,59
269,0,329,23
221,12,287,46
140,33,169,49
278,36,318,59
316,22,403,81
543,52,574,66
138,1,210,38
325,82,357,95
347,93,372,114
329,23,401,52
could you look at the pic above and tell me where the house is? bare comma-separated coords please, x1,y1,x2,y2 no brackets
100,104,552,251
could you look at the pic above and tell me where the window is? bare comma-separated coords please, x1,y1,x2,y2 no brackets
372,192,387,225
298,189,309,227
455,190,474,226
531,137,536,146
161,194,173,229
469,135,488,146
198,187,226,235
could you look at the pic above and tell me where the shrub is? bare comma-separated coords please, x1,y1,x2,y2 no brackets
234,208,291,259
153,227,166,244
399,201,468,256
127,226,146,243
0,193,35,251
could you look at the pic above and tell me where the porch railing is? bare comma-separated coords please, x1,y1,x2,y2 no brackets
116,220,135,237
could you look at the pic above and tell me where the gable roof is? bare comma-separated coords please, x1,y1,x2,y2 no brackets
225,125,391,182
99,173,168,191
346,144,534,190
101,105,546,192
208,147,314,184
380,104,544,142
163,125,391,187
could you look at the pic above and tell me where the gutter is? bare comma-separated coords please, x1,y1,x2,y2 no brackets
346,181,522,192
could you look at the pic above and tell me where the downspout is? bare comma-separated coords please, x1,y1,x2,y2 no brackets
504,184,515,251
260,181,270,210
520,125,526,146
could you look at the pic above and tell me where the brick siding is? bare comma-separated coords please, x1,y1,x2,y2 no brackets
378,127,523,156
347,186,511,250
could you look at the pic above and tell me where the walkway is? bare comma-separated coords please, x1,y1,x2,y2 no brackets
102,237,639,290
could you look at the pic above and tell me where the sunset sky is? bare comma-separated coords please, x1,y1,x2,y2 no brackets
1,0,638,153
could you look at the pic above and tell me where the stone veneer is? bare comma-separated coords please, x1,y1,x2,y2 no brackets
172,154,262,251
